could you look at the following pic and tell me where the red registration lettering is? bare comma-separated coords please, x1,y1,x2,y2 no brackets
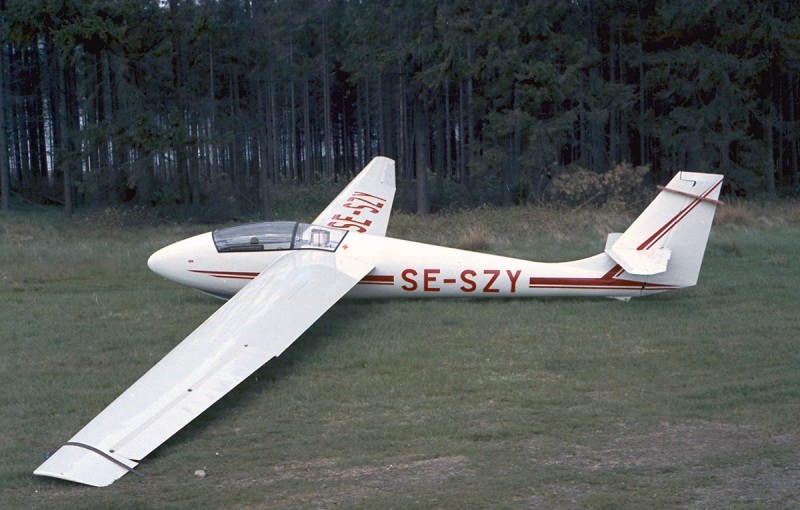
326,221,366,232
351,191,386,202
460,270,477,292
341,192,386,214
506,270,521,293
327,192,386,231
326,214,374,233
402,267,522,294
330,214,373,227
483,269,500,293
401,269,418,291
343,202,381,214
424,269,441,292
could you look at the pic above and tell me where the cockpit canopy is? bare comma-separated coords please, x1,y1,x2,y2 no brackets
212,222,347,253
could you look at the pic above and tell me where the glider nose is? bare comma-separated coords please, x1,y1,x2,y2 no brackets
147,243,183,281
148,232,216,285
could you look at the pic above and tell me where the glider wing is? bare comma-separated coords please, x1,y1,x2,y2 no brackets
313,156,395,236
34,250,373,487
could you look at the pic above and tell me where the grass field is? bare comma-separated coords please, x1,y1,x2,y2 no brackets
1,202,799,509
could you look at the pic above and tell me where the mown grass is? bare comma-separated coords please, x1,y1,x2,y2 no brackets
1,202,799,509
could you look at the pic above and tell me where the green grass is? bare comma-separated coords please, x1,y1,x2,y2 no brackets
1,204,799,508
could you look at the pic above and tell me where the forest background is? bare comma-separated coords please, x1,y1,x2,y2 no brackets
0,0,798,219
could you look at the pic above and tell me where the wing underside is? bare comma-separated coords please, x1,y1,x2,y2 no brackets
34,250,373,487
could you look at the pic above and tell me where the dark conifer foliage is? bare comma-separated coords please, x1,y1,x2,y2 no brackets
0,0,797,216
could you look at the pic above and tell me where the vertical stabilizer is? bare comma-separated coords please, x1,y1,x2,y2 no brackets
605,172,723,288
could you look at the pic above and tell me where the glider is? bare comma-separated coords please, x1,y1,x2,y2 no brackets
35,157,723,486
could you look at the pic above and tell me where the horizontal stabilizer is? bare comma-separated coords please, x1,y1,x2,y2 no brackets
604,233,622,251
605,244,671,276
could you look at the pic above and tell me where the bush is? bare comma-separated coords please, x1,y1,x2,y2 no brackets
546,163,653,210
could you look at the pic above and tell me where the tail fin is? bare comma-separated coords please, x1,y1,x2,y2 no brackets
605,172,723,288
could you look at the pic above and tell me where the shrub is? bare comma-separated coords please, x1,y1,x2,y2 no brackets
546,163,653,210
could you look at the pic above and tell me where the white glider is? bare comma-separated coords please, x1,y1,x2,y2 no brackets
35,156,723,486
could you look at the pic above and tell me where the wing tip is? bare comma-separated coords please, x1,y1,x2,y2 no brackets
366,156,396,188
34,443,138,487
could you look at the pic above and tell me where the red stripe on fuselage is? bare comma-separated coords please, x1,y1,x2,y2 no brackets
528,276,676,291
361,274,394,282
189,270,259,280
359,274,395,285
358,274,394,285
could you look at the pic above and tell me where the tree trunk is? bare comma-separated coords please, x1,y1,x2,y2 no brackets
256,84,273,219
356,81,364,168
466,42,475,189
16,90,31,196
458,79,466,185
303,76,312,182
414,96,429,215
96,52,115,204
765,102,776,198
434,90,445,203
31,45,49,188
637,6,646,170
364,78,372,163
269,81,279,183
608,20,618,168
377,74,386,157
397,73,407,180
58,63,74,216
443,78,451,180
789,72,798,188
169,0,190,213
0,36,9,211
321,15,334,178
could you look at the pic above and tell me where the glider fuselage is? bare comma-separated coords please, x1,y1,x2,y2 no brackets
147,228,672,302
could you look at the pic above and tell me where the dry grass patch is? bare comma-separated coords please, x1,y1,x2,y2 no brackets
457,225,494,251
714,199,800,228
